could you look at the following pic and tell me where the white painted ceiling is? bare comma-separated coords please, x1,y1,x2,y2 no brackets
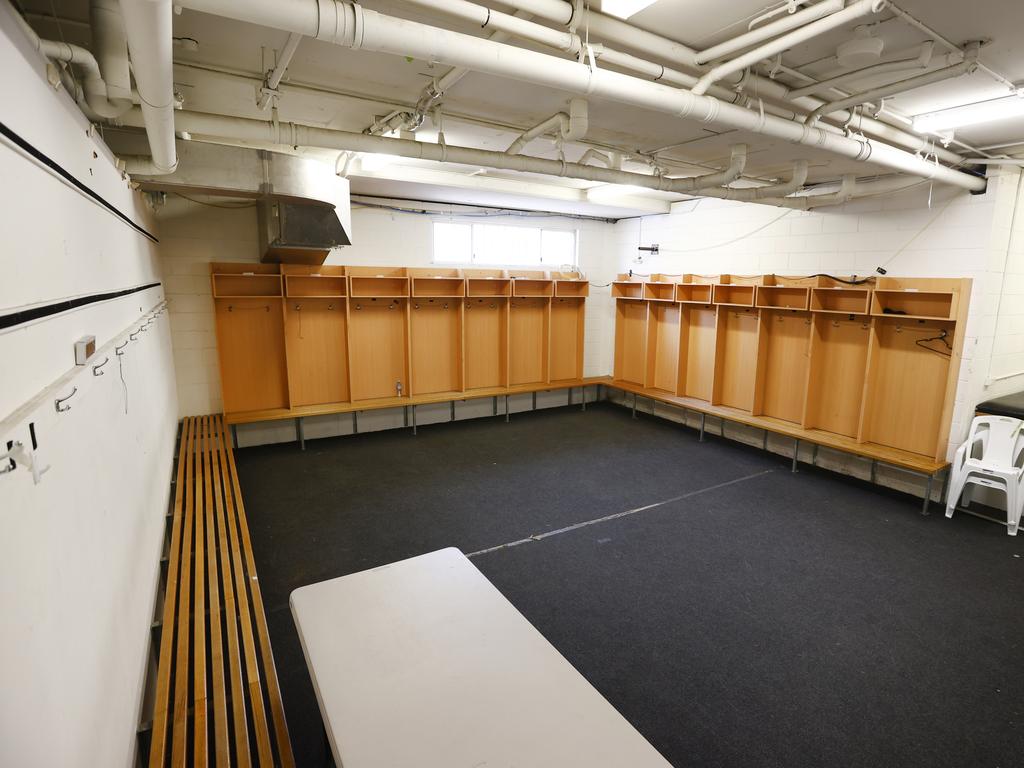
22,0,1024,214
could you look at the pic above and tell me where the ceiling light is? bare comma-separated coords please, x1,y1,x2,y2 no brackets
913,94,1024,134
359,153,397,172
602,0,659,20
586,183,653,201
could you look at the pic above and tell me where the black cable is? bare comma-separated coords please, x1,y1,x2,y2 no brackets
0,282,162,331
0,121,158,243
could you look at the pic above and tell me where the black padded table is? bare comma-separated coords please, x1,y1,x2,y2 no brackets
976,390,1024,420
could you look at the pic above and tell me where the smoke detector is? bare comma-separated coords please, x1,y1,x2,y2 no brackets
836,25,884,68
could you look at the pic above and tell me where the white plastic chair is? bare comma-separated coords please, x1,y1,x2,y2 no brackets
946,416,1024,535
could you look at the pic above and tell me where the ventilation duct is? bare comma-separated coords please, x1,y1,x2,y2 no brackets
128,142,352,263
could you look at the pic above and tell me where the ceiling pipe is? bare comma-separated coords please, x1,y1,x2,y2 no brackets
395,0,868,144
90,0,131,102
257,32,303,109
503,0,963,165
804,47,980,126
782,172,857,207
13,8,132,118
703,159,808,202
788,40,935,99
506,99,588,155
694,0,844,65
399,0,577,53
748,1,816,30
117,107,753,195
407,15,525,127
691,0,889,95
173,0,985,191
120,0,177,173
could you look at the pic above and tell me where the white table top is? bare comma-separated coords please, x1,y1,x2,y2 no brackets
290,547,672,768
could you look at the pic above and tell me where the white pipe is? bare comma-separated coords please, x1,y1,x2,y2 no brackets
968,159,1024,166
409,12,531,123
90,0,131,101
120,0,177,173
695,0,844,65
788,40,935,99
12,10,132,118
258,32,303,109
506,113,569,155
399,0,577,53
691,0,888,95
748,1,815,30
175,0,983,191
766,173,922,208
507,0,961,164
505,99,588,155
805,52,979,125
120,107,752,194
706,159,808,202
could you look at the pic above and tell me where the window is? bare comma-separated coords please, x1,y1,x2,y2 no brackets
433,222,577,268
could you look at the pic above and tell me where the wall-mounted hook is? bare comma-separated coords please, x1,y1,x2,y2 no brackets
92,357,109,376
55,387,78,413
115,341,129,356
355,304,362,310
129,330,140,340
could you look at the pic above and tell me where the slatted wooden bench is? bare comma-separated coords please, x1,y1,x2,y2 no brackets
148,415,294,767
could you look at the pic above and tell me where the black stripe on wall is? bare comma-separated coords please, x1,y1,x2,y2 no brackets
0,282,163,331
0,120,159,243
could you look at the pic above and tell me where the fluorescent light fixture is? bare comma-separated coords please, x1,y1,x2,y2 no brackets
602,0,659,20
586,183,654,201
359,153,398,172
913,94,1024,134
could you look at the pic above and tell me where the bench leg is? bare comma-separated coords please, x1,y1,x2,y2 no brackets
451,401,456,422
532,391,537,411
762,430,768,451
295,417,305,451
699,413,706,442
811,443,818,466
412,405,417,436
352,412,358,435
632,392,638,419
505,395,510,423
870,459,877,484
581,386,586,411
922,472,934,516
230,424,238,450
791,438,800,473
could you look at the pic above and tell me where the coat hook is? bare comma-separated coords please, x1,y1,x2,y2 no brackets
129,330,141,340
92,357,109,376
55,387,78,413
115,341,129,356
355,304,362,310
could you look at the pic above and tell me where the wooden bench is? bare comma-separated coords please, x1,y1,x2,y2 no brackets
224,377,608,448
603,378,951,514
148,415,294,767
